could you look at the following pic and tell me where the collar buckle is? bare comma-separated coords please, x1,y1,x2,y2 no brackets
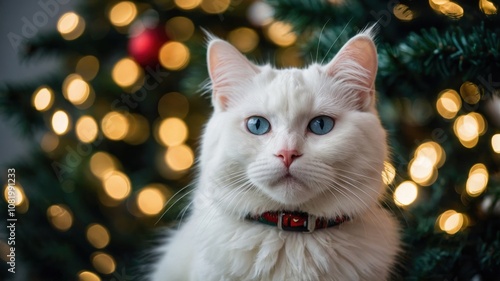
277,211,316,233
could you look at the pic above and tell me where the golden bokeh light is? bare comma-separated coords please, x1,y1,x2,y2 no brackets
381,161,396,185
92,252,116,274
57,12,85,40
228,27,260,53
76,116,99,143
201,0,231,14
158,92,189,119
174,0,202,10
52,110,71,135
454,114,479,148
165,144,194,172
480,0,498,15
109,1,137,27
492,134,500,153
438,210,466,235
415,141,446,168
47,204,73,231
469,112,487,135
102,111,130,141
112,58,143,88
165,17,195,42
124,114,150,145
76,55,100,81
4,183,24,206
266,21,297,47
393,4,414,21
460,81,481,104
62,74,91,105
466,163,489,197
439,1,464,19
86,223,111,249
90,152,117,179
40,132,59,153
78,270,101,281
436,89,461,119
409,156,437,186
157,117,188,147
159,41,190,71
393,181,418,206
32,86,54,112
276,46,304,68
136,185,167,216
103,171,131,200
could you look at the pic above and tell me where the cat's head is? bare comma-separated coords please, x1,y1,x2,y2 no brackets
199,29,387,219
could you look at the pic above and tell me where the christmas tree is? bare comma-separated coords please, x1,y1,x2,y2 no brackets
0,0,499,280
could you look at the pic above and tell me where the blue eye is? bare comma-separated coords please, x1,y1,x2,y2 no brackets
246,116,271,135
308,116,335,135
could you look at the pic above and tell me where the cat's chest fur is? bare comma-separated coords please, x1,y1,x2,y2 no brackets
153,204,398,281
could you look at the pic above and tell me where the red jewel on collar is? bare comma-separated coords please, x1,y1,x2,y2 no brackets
246,211,350,233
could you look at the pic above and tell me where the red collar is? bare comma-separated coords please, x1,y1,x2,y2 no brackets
246,211,350,233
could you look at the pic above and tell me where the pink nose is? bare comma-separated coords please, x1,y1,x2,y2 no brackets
275,150,302,168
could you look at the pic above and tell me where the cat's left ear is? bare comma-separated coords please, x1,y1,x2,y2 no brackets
207,39,260,111
322,32,378,111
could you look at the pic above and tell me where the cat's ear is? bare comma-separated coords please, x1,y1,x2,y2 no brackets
207,39,259,111
323,32,378,111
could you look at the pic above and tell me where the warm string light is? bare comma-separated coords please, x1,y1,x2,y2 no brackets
123,114,150,145
62,74,93,108
408,141,445,186
165,144,194,172
479,0,498,15
200,0,231,14
158,92,190,119
393,4,414,21
454,113,481,148
47,204,73,231
492,134,500,153
86,223,110,249
76,115,99,143
112,58,144,88
40,132,59,153
76,55,100,81
89,152,118,180
78,270,101,281
101,111,130,141
437,210,468,235
51,110,71,135
32,86,54,112
393,181,418,206
156,117,188,147
174,0,201,10
108,1,138,27
266,21,297,47
429,0,464,19
466,163,489,197
57,12,85,40
228,27,260,53
165,17,195,42
436,89,461,119
91,252,116,274
460,81,481,104
3,183,29,213
136,184,171,216
102,171,131,201
159,41,190,70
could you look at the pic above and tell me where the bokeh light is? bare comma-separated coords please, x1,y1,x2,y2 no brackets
436,89,461,119
62,74,92,106
201,0,230,14
90,152,118,179
102,111,130,141
438,210,466,235
492,134,500,153
156,117,188,147
164,144,194,172
76,116,99,143
159,41,190,70
52,110,71,135
415,141,446,168
466,163,488,197
76,55,100,81
435,1,464,19
136,184,168,216
47,204,73,231
78,271,101,281
124,114,150,145
228,27,259,53
32,86,54,112
86,223,110,249
108,1,137,27
480,0,498,15
247,1,274,26
91,252,116,274
393,181,418,206
454,114,479,148
460,81,481,104
393,4,414,21
469,112,487,135
266,21,297,47
103,171,131,201
40,132,59,153
112,58,143,88
57,12,85,40
165,17,195,42
158,92,189,119
174,0,201,10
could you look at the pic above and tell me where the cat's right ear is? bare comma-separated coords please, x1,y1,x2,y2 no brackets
207,39,259,111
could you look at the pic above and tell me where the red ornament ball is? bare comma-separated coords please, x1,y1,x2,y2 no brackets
128,26,169,66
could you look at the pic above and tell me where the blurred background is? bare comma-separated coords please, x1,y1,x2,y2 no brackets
0,0,499,280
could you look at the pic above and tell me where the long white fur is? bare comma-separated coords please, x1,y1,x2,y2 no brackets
150,29,400,281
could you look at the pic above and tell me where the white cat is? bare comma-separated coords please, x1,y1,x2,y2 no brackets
150,28,400,281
